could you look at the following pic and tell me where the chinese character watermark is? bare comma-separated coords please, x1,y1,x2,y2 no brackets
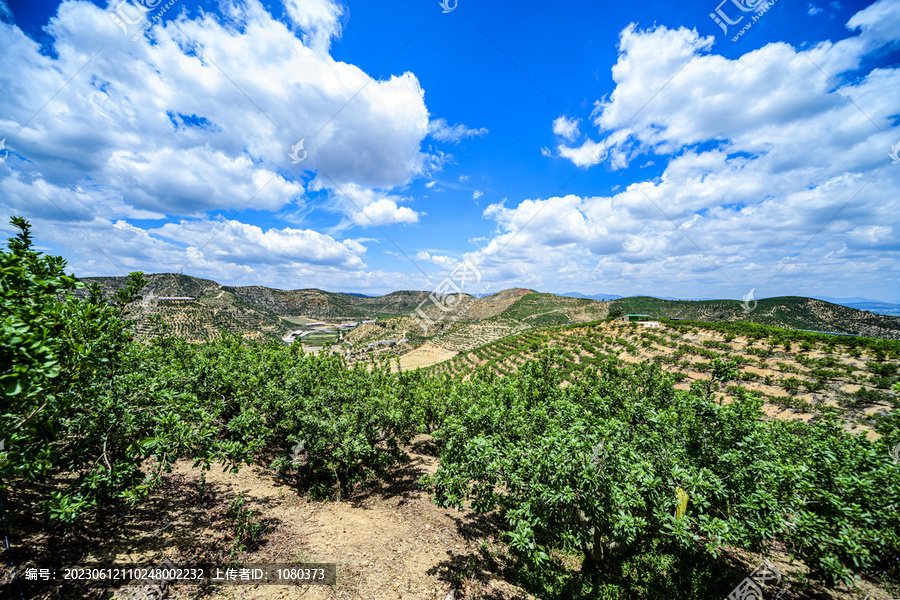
109,0,180,42
413,259,487,334
709,0,780,42
725,559,791,600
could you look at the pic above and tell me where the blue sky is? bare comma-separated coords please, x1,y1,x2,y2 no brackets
0,0,898,302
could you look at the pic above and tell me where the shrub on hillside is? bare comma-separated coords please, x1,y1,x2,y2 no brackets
424,353,900,597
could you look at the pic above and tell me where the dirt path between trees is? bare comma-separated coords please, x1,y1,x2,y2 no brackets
157,436,531,600
9,434,895,600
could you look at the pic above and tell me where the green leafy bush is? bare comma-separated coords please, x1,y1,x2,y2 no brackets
424,352,900,596
1,218,223,523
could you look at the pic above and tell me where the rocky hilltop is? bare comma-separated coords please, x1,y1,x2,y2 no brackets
73,274,900,344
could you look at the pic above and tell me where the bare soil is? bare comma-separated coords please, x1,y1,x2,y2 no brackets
5,431,898,600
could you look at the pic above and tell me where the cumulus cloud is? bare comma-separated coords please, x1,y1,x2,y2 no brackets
552,116,581,142
0,0,437,283
480,5,900,297
152,219,366,268
0,0,430,216
3,214,369,287
472,190,483,200
558,139,609,167
428,118,489,143
317,182,422,227
282,0,344,54
582,11,900,168
351,198,419,227
846,0,900,45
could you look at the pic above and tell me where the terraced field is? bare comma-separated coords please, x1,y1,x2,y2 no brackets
128,290,291,342
426,318,899,438
611,295,900,339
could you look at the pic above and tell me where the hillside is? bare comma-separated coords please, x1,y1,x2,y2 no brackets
73,274,900,345
224,286,365,320
610,295,900,340
76,272,222,299
428,318,899,439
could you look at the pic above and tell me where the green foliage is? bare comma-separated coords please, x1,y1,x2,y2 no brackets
5,219,899,600
3,218,418,526
226,493,270,561
781,376,802,395
424,352,900,596
868,362,899,377
0,218,201,523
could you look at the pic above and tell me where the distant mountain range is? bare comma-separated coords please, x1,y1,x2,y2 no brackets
560,291,624,301
811,297,900,316
562,292,900,316
73,274,900,342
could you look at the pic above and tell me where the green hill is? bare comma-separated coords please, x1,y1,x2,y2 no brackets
73,274,900,343
610,296,900,339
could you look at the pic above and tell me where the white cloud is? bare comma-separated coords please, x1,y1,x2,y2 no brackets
808,3,824,15
0,0,431,224
152,219,365,268
459,175,470,182
479,8,900,297
351,199,419,227
558,139,609,167
5,214,370,287
472,190,483,200
425,180,436,188
552,116,581,142
0,0,442,288
282,0,343,54
540,146,552,157
428,118,489,143
316,182,422,227
846,0,900,45
415,251,431,260
582,17,900,168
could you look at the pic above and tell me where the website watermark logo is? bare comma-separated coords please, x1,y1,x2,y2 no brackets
290,440,307,466
109,0,180,42
709,0,779,41
741,288,758,314
439,0,458,13
289,138,308,164
726,559,791,600
413,259,487,334
890,141,900,164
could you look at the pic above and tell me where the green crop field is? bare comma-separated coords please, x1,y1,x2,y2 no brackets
5,219,900,600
